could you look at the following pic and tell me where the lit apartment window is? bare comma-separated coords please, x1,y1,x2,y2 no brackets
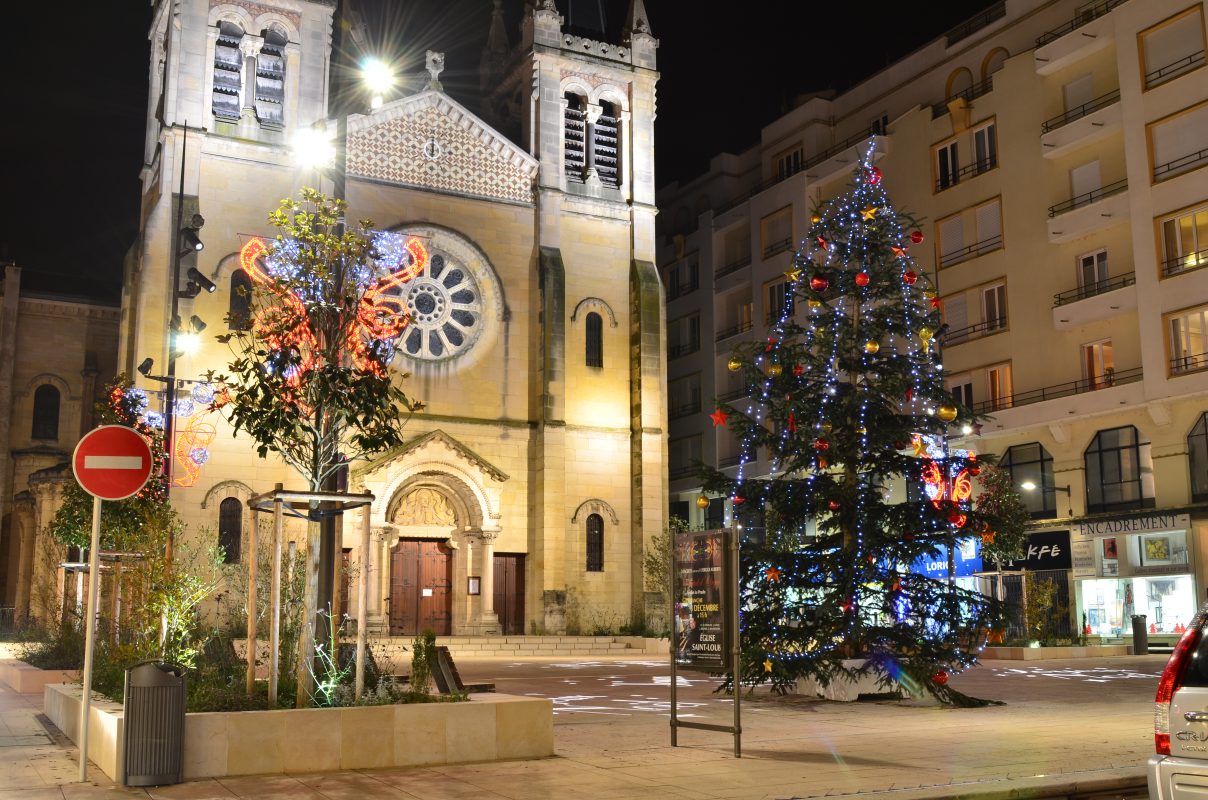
972,121,997,174
1168,305,1208,374
942,282,1006,345
1188,412,1208,502
1160,204,1208,276
987,363,1012,410
1150,101,1208,182
760,207,793,258
1084,426,1154,514
1140,6,1206,90
765,278,793,324
935,139,959,191
937,198,1002,268
212,21,245,121
947,375,973,408
934,119,996,192
999,442,1056,519
1082,339,1114,389
254,27,288,128
982,283,1006,332
1078,250,1109,292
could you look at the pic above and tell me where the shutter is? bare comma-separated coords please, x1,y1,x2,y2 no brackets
1070,161,1101,199
940,216,964,258
945,294,968,342
1062,74,1094,112
1144,13,1204,75
975,201,1001,244
1152,107,1208,174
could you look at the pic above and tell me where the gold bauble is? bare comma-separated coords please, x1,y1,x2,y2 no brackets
696,494,711,509
807,298,822,309
856,426,868,435
768,363,783,377
864,340,880,354
820,422,832,433
918,326,935,342
727,357,743,372
937,404,959,422
811,214,822,224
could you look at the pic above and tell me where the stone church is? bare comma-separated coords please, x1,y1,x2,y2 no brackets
108,0,665,636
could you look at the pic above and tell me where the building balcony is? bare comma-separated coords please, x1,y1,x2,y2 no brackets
717,454,742,469
803,132,888,186
1172,352,1208,377
1034,0,1125,76
714,255,750,281
669,464,697,481
717,386,750,404
1145,50,1206,90
935,156,997,193
1046,179,1128,243
1052,272,1136,330
944,1,1006,46
669,399,702,421
1162,249,1208,278
971,365,1143,415
666,276,699,301
1040,91,1121,160
932,78,994,119
715,320,754,343
939,234,1003,269
762,238,793,260
1154,148,1208,184
944,317,1006,347
668,340,701,361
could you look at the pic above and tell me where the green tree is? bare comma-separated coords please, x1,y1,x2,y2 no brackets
974,464,1031,569
702,147,1014,706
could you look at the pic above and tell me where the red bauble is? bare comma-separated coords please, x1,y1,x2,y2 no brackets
930,297,942,309
828,499,841,511
868,167,882,185
969,466,981,476
910,230,924,244
905,388,913,402
902,270,918,285
932,670,949,686
732,495,745,505
793,364,804,377
809,274,830,292
841,600,853,613
813,437,829,451
788,412,796,434
855,272,870,287
817,236,829,250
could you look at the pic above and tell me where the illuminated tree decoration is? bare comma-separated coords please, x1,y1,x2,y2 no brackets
701,143,1018,707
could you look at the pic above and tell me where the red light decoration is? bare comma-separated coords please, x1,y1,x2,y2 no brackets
174,416,216,487
914,434,972,528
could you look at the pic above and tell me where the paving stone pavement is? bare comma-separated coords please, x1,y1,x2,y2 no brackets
0,652,1164,800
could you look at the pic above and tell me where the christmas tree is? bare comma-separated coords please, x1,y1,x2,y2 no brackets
703,146,1010,706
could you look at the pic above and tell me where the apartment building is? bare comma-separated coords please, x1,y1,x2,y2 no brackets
658,0,1208,642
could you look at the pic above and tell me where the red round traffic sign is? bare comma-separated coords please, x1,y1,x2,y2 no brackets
72,425,155,501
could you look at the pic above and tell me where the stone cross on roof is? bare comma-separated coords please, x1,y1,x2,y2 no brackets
425,50,445,92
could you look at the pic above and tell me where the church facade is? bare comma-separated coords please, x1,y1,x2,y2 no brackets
110,0,665,636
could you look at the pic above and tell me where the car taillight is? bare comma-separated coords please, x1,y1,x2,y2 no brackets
1156,624,1203,755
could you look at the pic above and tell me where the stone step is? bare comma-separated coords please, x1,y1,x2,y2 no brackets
361,634,665,658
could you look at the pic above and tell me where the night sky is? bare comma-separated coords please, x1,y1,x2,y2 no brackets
0,0,996,298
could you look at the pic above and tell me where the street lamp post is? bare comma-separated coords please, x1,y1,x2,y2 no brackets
1021,481,1073,518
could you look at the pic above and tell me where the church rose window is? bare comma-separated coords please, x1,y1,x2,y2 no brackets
398,251,483,361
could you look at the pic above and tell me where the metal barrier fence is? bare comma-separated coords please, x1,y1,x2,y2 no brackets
979,569,1074,641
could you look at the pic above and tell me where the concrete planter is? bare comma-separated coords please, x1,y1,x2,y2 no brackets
0,659,78,694
979,645,1130,660
44,683,553,783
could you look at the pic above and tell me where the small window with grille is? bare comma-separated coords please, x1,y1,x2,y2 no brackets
586,513,604,572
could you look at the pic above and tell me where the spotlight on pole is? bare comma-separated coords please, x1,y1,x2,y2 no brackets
189,315,207,334
186,268,217,294
137,358,154,377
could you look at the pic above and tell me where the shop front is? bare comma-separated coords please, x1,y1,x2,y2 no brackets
1069,512,1198,640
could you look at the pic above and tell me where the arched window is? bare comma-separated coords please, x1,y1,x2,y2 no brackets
982,47,1009,80
255,27,287,127
1084,426,1155,514
218,497,242,564
31,384,60,441
564,93,587,182
212,21,244,121
594,100,620,188
1188,413,1208,502
229,269,253,330
1000,442,1055,519
585,513,604,572
585,312,603,367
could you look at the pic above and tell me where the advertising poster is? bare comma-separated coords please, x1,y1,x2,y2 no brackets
673,529,729,671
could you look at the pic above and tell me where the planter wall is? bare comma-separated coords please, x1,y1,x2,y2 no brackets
0,659,78,693
979,645,1130,660
44,683,553,783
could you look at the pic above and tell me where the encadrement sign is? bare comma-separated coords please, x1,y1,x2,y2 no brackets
1075,513,1190,538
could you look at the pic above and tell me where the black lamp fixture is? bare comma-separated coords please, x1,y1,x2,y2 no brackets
135,357,171,384
177,213,206,257
189,315,207,334
1021,481,1073,517
179,267,216,299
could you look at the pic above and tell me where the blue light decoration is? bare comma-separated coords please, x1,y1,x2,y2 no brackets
174,397,195,418
191,382,216,405
141,411,165,430
188,447,210,466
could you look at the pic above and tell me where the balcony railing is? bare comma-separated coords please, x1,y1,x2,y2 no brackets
1162,249,1208,278
715,256,751,280
717,387,750,404
1145,50,1206,89
1053,271,1135,305
1154,148,1208,183
939,233,1003,268
669,464,697,480
970,365,1142,414
666,276,699,301
668,340,701,360
945,0,1006,46
935,156,997,192
762,238,792,259
718,454,742,469
932,77,993,119
669,400,702,420
944,317,1007,346
803,126,881,171
1047,178,1127,217
715,320,754,342
1172,352,1208,375
1036,0,1127,47
1041,88,1121,133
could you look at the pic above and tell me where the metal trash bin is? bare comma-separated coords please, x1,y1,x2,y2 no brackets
1131,614,1149,656
122,661,186,786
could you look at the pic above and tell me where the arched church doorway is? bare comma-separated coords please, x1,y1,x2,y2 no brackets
388,539,452,635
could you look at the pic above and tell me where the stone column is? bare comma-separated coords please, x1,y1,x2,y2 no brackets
479,527,501,627
240,39,259,119
584,103,602,185
375,526,393,621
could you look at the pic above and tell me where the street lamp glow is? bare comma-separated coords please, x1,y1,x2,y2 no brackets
361,57,395,108
293,127,335,169
1020,481,1037,491
176,332,201,356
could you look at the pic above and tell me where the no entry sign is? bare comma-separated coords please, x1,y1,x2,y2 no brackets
72,425,154,500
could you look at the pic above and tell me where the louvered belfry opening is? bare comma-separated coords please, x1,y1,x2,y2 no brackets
564,93,587,182
212,21,244,120
594,100,620,188
255,27,287,127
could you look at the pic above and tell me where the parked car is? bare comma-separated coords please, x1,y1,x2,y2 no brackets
1150,604,1208,800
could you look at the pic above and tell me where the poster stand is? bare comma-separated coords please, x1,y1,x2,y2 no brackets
669,527,741,757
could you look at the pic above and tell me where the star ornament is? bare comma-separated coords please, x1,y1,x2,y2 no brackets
891,245,908,258
765,567,781,582
860,206,879,221
710,408,729,427
763,658,774,673
785,267,803,282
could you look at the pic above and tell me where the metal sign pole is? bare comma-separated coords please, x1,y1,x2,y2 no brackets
78,495,103,782
669,523,678,747
729,527,742,758
269,494,283,706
